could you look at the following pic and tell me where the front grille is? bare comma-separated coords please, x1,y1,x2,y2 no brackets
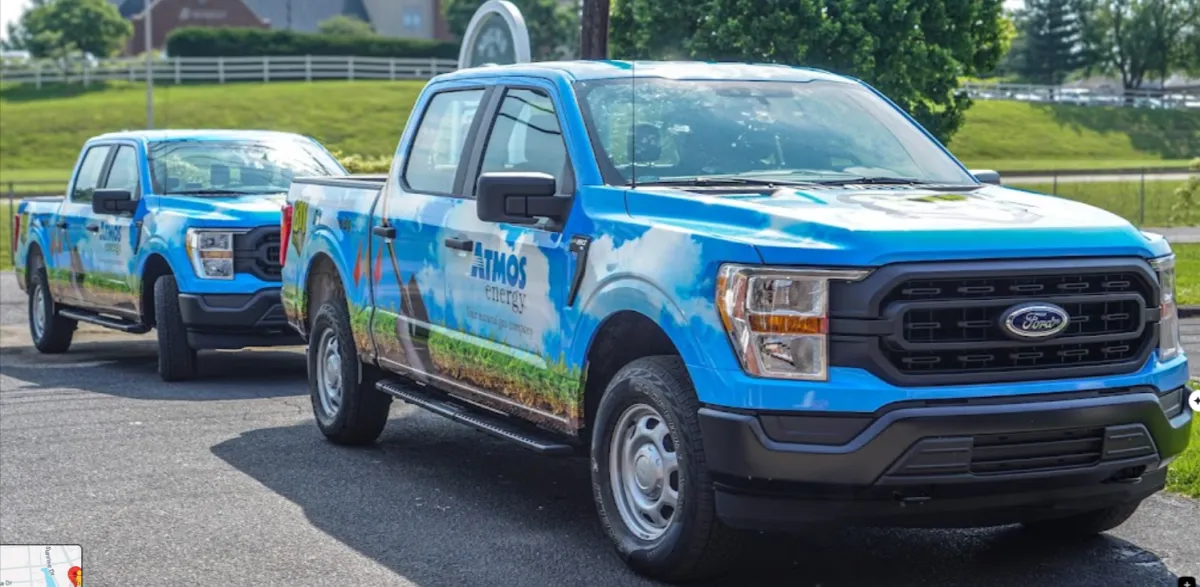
234,226,283,282
828,259,1161,386
969,428,1104,474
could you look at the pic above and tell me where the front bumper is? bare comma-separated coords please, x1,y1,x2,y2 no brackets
177,289,301,349
699,385,1192,531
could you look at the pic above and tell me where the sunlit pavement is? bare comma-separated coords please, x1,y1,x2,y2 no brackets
1,274,1197,586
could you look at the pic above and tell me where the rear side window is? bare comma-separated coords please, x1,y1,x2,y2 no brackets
104,146,140,193
72,145,112,202
402,89,485,194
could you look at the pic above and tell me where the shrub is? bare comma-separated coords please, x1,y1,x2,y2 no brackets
1170,158,1200,226
166,27,459,59
332,150,392,174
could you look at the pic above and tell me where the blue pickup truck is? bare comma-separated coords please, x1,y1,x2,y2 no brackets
13,129,346,381
280,61,1191,581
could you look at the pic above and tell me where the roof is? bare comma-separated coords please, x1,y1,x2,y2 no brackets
433,60,854,84
241,0,371,33
89,129,317,144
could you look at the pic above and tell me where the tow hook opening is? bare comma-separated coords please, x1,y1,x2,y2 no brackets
893,489,933,506
1104,466,1146,484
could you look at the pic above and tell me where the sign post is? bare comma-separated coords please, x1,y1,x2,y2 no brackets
457,1,532,69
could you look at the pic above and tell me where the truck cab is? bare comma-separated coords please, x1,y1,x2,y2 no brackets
280,61,1191,582
13,129,346,381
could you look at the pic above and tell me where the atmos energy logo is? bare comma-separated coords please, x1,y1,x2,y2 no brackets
470,242,527,314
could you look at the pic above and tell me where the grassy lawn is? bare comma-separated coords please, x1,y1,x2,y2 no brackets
947,100,1200,173
1175,243,1199,307
0,200,12,270
1012,180,1191,227
1,80,1197,177
1166,379,1200,499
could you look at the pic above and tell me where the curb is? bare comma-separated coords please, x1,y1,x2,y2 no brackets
1181,306,1200,318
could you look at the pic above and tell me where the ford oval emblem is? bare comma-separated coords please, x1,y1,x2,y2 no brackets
1001,303,1071,340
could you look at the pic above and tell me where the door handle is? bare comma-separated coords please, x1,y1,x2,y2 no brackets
444,237,474,251
55,220,68,229
85,224,100,233
372,225,396,239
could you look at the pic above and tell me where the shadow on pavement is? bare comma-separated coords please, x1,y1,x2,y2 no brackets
0,338,309,400
212,414,1180,587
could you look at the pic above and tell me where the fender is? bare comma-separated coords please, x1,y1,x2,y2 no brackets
292,226,357,332
571,276,714,373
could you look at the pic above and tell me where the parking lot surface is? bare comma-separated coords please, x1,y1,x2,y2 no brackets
1,274,1197,586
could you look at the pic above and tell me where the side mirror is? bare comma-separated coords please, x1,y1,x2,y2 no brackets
970,169,1002,185
92,189,138,215
476,172,569,225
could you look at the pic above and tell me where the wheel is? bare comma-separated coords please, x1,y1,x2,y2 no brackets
590,355,745,582
307,296,391,445
1020,500,1143,537
27,257,76,353
154,275,198,382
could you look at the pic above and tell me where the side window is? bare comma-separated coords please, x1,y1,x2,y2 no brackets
72,145,112,203
402,89,486,194
104,146,140,193
478,88,568,185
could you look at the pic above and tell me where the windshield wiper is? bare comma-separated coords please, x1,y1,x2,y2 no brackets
166,188,274,196
809,176,935,186
636,176,816,187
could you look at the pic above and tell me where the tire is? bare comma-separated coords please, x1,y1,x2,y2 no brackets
1020,500,1143,537
154,274,198,382
27,257,76,354
590,355,745,582
307,294,391,446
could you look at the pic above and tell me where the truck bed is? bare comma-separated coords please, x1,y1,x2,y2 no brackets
291,175,388,190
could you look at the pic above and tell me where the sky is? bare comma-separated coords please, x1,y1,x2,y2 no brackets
0,0,1028,43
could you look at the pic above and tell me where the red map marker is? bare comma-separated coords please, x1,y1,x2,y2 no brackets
67,566,82,587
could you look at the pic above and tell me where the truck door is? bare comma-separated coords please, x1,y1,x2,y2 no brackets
370,87,488,385
439,85,580,429
83,142,142,316
50,143,113,306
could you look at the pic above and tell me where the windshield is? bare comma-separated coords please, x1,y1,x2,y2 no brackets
148,139,345,196
575,78,976,186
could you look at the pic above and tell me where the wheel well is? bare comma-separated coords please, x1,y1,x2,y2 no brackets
304,253,343,329
139,254,173,327
24,243,43,289
581,311,681,444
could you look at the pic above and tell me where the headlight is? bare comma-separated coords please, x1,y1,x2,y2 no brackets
716,264,870,381
1151,254,1182,361
185,229,235,280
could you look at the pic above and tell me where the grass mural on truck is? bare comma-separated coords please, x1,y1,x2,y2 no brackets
426,329,583,425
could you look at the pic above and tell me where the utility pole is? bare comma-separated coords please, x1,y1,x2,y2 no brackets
144,0,162,129
579,0,610,60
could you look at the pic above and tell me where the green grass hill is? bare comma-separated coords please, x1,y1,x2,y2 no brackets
1,80,1197,182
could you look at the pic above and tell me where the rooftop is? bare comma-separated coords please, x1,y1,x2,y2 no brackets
434,60,853,84
90,129,317,143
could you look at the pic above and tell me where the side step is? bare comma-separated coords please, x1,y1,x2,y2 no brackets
58,308,151,334
376,379,575,456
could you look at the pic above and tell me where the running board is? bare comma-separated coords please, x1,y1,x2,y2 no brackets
376,379,575,456
59,308,151,334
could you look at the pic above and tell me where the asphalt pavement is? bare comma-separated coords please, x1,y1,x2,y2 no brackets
1,274,1198,587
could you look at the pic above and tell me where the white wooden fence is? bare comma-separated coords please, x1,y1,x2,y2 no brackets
0,55,460,88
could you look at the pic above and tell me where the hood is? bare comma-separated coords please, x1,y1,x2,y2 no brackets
623,184,1170,266
155,192,287,227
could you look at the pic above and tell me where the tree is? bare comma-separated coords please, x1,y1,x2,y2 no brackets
317,15,375,37
1081,0,1200,89
444,0,580,60
10,0,131,59
1013,0,1089,83
610,0,1009,144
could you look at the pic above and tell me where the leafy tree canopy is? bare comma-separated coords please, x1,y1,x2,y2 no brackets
609,0,1009,144
7,0,132,58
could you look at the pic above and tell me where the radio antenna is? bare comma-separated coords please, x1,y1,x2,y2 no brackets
630,58,637,189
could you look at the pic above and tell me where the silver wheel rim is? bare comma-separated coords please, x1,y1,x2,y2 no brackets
32,283,47,341
609,403,680,541
316,328,344,419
